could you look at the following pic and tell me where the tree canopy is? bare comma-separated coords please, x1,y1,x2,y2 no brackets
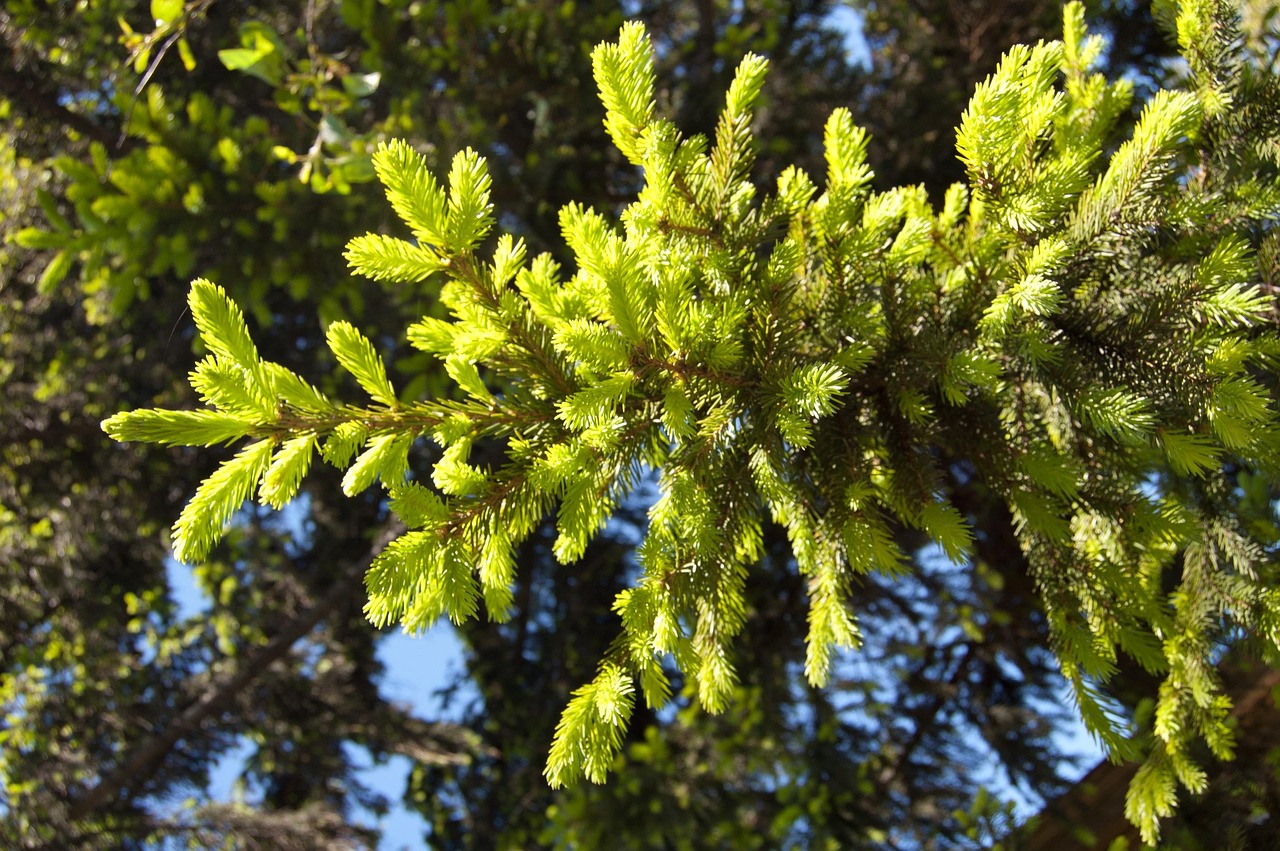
5,0,1280,848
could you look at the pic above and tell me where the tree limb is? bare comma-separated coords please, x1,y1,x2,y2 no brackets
0,64,134,152
68,522,404,820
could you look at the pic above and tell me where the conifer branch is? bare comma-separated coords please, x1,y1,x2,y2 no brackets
99,4,1280,838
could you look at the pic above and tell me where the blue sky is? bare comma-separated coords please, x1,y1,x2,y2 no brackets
168,558,467,848
172,551,1104,849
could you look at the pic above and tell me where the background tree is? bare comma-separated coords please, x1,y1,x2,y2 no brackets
4,2,1277,850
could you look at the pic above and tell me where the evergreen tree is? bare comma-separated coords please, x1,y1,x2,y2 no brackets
102,1,1280,846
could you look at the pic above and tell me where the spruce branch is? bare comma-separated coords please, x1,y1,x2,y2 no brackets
100,4,1280,840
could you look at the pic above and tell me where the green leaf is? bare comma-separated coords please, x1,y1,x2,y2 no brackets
215,23,284,85
364,531,435,629
887,215,932,267
1078,386,1156,444
342,433,413,496
777,165,817,213
842,513,907,576
340,71,381,98
327,321,397,407
102,408,253,447
661,385,696,441
545,663,636,788
490,234,527,289
723,52,768,118
344,234,447,283
941,349,1001,404
451,323,507,361
445,148,493,252
13,227,65,250
407,317,458,356
35,187,70,231
555,320,630,373
823,108,872,191
1010,273,1064,317
37,250,73,294
171,439,274,563
387,482,447,530
709,53,768,188
477,526,516,620
189,356,273,420
259,434,316,508
556,373,634,432
1072,89,1201,239
432,443,487,497
1019,448,1081,498
778,360,849,422
189,279,261,370
261,363,333,415
1009,490,1071,542
371,139,449,245
956,40,1065,207
151,0,182,25
400,541,481,630
894,387,934,425
1061,1,1096,72
804,553,861,687
1159,431,1222,476
216,46,272,77
530,441,587,495
1125,752,1176,846
1208,376,1272,450
917,501,974,562
445,355,493,404
321,421,367,468
592,22,656,164
695,640,738,714
177,36,196,71
554,469,612,563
